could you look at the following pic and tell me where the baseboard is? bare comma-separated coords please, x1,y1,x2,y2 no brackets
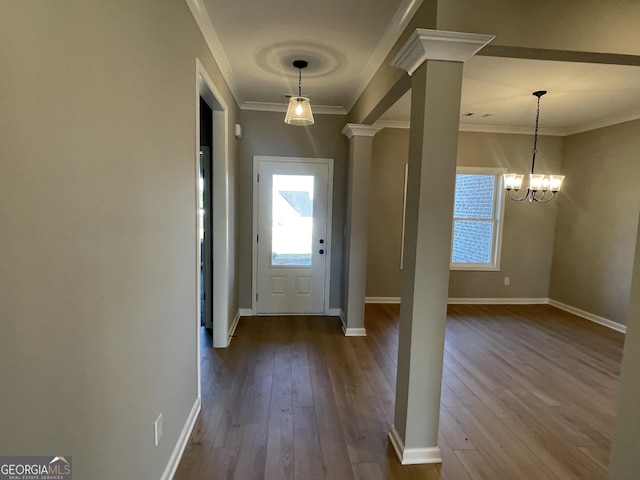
388,425,442,465
327,308,341,316
447,297,548,305
238,308,254,317
365,296,401,304
364,297,548,305
160,397,201,480
343,327,367,336
548,299,626,333
228,311,241,346
339,310,367,336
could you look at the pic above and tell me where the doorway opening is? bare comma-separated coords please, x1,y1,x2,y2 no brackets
195,60,231,401
199,98,213,332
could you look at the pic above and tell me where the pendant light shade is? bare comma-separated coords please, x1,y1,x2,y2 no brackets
284,60,314,126
285,96,314,125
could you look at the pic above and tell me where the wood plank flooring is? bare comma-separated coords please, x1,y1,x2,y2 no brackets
174,304,624,479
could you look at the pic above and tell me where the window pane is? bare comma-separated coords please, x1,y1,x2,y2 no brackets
453,174,495,219
271,175,314,266
452,220,493,263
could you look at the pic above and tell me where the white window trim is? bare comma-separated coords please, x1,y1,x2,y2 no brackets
450,166,506,271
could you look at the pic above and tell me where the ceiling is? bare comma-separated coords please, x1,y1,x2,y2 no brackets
379,56,640,136
186,0,640,135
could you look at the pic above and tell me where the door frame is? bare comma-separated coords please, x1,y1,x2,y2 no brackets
196,59,231,359
252,155,334,315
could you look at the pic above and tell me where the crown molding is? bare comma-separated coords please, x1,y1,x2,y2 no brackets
184,0,240,103
373,120,411,130
373,120,567,136
344,0,424,112
392,29,495,75
341,123,381,138
241,101,347,115
459,123,566,136
560,109,640,136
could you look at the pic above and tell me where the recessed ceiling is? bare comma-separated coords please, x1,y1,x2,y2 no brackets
377,56,640,135
188,0,422,112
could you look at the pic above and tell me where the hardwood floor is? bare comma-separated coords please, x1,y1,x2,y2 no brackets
174,304,624,479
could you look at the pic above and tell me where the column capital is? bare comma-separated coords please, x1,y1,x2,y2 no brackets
341,123,381,139
391,29,494,76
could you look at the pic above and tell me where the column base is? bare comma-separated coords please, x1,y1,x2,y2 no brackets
388,425,442,465
339,311,367,336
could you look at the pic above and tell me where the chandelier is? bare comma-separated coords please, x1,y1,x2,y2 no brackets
503,90,564,202
284,60,314,126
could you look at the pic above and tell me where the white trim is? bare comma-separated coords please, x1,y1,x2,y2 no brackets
392,29,495,75
447,297,548,305
196,60,231,350
240,101,346,115
388,425,442,465
341,123,382,139
459,123,567,136
327,308,341,316
561,109,640,137
184,1,238,102
160,397,201,480
374,120,568,136
344,0,424,112
360,296,626,333
339,310,367,336
343,327,367,336
365,297,401,304
373,119,411,130
549,299,627,333
228,311,241,345
239,308,254,317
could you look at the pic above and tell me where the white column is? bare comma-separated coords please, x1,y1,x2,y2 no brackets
387,29,494,465
341,123,381,336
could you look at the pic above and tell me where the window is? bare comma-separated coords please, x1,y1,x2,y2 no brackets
451,167,506,271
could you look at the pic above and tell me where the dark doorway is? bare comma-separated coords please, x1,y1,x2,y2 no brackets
199,97,213,331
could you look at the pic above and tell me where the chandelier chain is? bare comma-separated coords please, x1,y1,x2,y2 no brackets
531,94,542,175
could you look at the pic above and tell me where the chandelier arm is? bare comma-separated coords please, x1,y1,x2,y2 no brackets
533,191,556,203
506,189,530,201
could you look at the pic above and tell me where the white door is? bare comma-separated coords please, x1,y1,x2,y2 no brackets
255,158,332,314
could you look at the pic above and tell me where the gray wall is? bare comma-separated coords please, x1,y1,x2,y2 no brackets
366,129,561,300
0,1,238,479
367,129,409,297
550,120,640,325
237,110,348,310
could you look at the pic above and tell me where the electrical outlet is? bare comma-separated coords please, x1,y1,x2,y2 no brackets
154,413,163,447
504,276,510,286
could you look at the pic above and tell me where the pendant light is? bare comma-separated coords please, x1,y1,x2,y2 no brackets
284,60,314,126
503,91,565,202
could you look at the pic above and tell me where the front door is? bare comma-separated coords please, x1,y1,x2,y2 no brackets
255,157,332,314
